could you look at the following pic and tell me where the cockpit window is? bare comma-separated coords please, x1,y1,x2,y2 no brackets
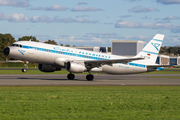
11,44,22,48
11,44,16,46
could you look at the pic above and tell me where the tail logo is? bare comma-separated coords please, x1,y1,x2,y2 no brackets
151,43,160,51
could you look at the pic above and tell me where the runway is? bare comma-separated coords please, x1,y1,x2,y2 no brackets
0,74,180,86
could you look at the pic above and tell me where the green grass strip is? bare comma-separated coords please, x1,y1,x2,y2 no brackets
0,86,180,120
148,76,180,79
143,70,180,74
0,68,180,74
0,70,68,74
0,70,100,75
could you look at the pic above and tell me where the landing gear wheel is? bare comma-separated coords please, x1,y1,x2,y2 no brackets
86,74,94,81
22,69,27,73
67,74,75,80
22,61,28,73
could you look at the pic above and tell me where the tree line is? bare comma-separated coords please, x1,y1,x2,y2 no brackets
160,46,180,56
0,33,180,61
0,33,74,61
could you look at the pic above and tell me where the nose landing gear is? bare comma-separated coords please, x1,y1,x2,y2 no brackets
22,61,28,73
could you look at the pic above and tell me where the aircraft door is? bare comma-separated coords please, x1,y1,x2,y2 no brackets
27,43,38,62
28,43,34,54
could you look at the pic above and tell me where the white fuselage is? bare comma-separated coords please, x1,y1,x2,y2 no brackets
8,41,151,75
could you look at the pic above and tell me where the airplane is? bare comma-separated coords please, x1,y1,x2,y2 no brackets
3,34,169,81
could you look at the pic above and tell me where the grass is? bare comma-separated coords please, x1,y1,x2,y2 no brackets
0,69,68,74
164,68,180,71
143,70,180,74
0,86,180,120
0,69,99,75
148,76,180,79
0,68,180,74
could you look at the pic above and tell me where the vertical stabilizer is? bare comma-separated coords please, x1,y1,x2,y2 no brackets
136,34,164,64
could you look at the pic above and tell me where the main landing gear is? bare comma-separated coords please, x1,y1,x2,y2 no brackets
67,72,94,81
86,70,94,81
67,73,75,80
86,74,94,81
22,61,28,73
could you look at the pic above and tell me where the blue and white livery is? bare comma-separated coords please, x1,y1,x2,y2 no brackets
3,34,168,81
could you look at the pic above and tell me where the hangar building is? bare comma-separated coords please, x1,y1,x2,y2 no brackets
156,55,169,65
169,56,180,65
111,40,144,56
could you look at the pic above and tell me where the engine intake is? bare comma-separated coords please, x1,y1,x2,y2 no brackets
66,62,86,73
38,64,61,72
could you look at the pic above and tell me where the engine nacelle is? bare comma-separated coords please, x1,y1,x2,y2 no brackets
66,62,87,73
38,64,61,72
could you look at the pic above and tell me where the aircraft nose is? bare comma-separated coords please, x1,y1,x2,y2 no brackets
3,47,10,56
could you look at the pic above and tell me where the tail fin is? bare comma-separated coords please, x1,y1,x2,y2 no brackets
136,34,164,64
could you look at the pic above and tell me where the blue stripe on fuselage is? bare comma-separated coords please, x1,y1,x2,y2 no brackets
22,45,110,60
128,62,146,68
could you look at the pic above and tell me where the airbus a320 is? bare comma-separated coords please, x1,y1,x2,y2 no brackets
3,34,168,81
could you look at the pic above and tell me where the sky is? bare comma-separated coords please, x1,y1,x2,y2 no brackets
0,0,180,47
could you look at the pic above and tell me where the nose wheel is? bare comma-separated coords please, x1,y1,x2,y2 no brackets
22,68,27,73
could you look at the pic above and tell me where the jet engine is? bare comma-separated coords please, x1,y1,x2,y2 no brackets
38,64,61,72
66,62,87,73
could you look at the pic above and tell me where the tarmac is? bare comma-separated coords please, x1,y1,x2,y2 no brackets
0,74,180,86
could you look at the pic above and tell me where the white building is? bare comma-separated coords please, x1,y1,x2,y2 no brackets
156,55,169,65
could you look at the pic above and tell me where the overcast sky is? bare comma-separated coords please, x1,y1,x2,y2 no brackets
1,0,180,46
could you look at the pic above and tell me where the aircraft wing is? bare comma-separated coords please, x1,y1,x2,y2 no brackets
83,57,144,68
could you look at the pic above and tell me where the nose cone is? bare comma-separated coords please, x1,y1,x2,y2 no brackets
3,47,10,56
